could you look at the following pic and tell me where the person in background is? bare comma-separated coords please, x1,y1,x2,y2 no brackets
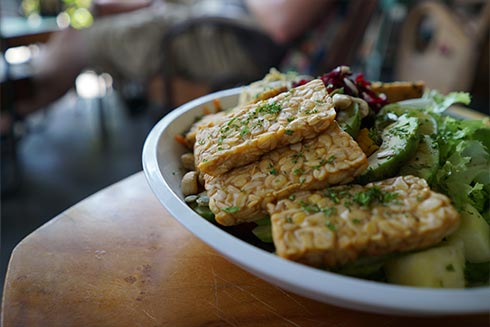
2,0,330,132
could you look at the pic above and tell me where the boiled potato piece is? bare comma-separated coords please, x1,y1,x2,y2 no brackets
448,204,490,263
384,241,465,288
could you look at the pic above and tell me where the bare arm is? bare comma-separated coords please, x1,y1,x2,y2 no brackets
245,0,333,44
91,0,154,17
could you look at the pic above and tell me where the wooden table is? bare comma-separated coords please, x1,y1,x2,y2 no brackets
2,172,488,326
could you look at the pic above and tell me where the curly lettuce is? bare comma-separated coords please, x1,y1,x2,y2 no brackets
422,90,471,114
432,116,490,217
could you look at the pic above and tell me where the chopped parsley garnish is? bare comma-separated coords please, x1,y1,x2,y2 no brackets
313,159,326,170
240,127,249,138
300,201,337,217
352,186,399,207
327,155,336,164
326,222,337,231
226,117,238,127
300,202,321,213
222,206,240,213
285,129,294,135
321,186,399,208
291,152,304,164
293,168,304,176
321,207,337,217
257,101,282,115
324,189,340,204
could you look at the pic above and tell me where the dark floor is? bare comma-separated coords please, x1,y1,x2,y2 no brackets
1,88,156,296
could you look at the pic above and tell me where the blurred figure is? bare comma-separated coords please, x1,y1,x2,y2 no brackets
3,0,330,129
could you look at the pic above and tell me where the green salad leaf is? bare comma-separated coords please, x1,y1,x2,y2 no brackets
252,217,273,243
422,89,471,113
432,117,490,216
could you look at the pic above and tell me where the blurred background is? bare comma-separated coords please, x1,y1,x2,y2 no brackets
1,0,488,295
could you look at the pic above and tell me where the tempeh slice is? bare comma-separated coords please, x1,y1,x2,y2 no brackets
267,175,460,268
184,111,228,149
205,122,368,226
195,79,336,175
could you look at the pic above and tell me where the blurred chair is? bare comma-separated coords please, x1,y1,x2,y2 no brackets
1,18,61,196
155,0,380,117
157,15,288,116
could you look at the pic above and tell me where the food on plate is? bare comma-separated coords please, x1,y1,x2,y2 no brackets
237,67,296,105
205,122,367,226
358,115,420,184
399,135,439,182
267,175,460,268
355,128,379,156
247,85,289,104
384,240,465,288
194,79,336,175
447,204,490,263
183,111,228,149
178,66,490,288
370,81,425,103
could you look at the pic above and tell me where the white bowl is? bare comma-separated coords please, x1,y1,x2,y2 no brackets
142,87,490,316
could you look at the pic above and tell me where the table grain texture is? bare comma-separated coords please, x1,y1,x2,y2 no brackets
2,172,488,327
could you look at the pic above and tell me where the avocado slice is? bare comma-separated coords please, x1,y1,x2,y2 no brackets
358,115,419,184
399,135,439,183
337,103,361,138
376,105,437,136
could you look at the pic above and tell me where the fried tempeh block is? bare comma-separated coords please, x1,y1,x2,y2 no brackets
370,81,425,103
267,175,460,268
195,79,336,176
246,85,288,104
184,111,228,149
205,122,368,226
185,86,289,148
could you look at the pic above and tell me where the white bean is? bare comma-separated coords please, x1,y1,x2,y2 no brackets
181,153,195,171
332,94,353,110
181,171,199,196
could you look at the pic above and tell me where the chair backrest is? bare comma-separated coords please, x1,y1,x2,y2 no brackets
162,16,287,89
159,15,289,113
159,1,380,113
